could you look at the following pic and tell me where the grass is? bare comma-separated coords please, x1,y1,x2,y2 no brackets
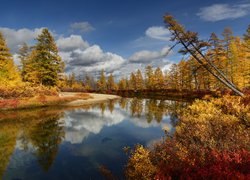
0,93,92,110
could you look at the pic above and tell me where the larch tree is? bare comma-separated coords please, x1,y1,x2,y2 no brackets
243,25,250,87
154,67,165,90
0,32,21,86
107,73,116,90
135,69,144,90
207,33,225,89
222,27,234,82
84,74,93,91
97,70,107,92
129,72,137,90
145,65,154,90
118,78,127,90
243,25,250,56
178,60,191,90
164,15,244,96
167,64,179,90
28,28,64,86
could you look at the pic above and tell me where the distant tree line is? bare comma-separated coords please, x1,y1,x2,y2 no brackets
0,22,249,95
59,24,250,94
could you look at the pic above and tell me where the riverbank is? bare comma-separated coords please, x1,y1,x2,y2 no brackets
60,92,121,106
0,93,121,111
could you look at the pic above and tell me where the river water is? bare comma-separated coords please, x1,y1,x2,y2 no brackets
0,97,187,179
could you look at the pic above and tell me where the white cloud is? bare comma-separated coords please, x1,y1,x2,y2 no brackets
56,35,89,51
145,26,171,41
70,22,95,33
0,27,44,52
0,26,175,79
132,26,171,49
197,3,250,22
62,44,126,74
129,46,172,63
0,27,124,75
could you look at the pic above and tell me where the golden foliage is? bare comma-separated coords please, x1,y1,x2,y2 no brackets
125,144,157,180
126,95,250,179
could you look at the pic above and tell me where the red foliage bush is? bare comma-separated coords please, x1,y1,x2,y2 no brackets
126,96,250,179
156,146,250,179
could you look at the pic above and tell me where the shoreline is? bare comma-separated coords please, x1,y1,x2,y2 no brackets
61,92,121,106
0,93,121,111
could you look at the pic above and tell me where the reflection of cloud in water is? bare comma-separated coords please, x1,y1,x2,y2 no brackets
5,137,37,177
60,99,175,144
60,108,125,144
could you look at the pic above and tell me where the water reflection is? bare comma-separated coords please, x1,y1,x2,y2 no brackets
28,115,64,171
0,98,188,179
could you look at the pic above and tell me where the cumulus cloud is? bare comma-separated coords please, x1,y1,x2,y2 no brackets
62,44,126,74
56,35,89,52
0,27,44,52
197,3,250,22
129,46,172,63
145,26,171,41
0,26,174,78
70,22,95,33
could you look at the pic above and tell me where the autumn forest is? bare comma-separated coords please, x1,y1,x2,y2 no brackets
0,10,249,180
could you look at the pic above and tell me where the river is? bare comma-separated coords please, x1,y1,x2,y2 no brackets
0,97,188,179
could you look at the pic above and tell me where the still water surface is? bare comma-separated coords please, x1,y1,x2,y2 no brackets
0,98,187,179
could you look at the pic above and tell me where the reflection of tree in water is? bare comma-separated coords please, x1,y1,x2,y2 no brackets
99,102,106,116
165,101,188,126
107,100,115,113
27,114,64,172
119,98,128,110
0,109,66,175
127,98,188,125
0,122,19,178
130,98,143,117
145,100,166,123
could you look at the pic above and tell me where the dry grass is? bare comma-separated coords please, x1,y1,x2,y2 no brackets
0,93,92,110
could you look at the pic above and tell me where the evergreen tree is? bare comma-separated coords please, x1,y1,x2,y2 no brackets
28,28,64,86
0,32,21,85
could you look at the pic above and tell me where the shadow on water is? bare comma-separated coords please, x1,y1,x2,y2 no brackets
0,97,188,179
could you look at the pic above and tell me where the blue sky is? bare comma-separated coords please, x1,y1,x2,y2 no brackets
0,0,250,78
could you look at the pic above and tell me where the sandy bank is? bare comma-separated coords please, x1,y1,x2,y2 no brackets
60,92,121,106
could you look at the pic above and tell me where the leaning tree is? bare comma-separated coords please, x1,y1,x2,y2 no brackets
163,15,244,96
